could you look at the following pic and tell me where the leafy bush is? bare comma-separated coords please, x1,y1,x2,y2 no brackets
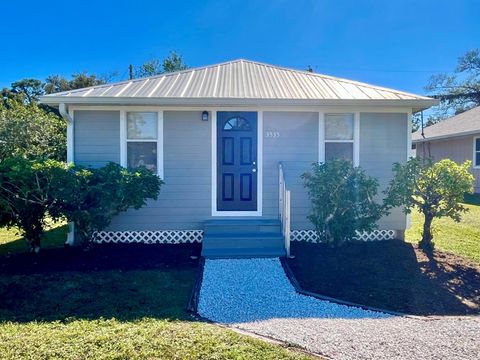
57,163,163,244
0,159,163,251
0,158,68,252
385,158,474,250
302,160,386,246
0,100,66,161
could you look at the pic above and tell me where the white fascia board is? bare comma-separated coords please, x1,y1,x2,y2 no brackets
39,96,438,110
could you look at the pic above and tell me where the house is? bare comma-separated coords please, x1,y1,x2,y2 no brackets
40,59,437,257
413,106,480,193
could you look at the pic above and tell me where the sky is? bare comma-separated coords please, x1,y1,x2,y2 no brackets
1,0,479,96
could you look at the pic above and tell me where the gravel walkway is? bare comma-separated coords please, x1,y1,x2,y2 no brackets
198,258,479,360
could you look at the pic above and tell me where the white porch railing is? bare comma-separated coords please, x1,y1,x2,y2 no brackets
278,163,291,258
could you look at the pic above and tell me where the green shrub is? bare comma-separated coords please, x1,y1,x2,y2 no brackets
0,159,163,251
302,160,386,246
385,158,474,250
0,158,68,252
57,163,163,244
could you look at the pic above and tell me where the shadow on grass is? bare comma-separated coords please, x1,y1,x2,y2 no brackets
0,224,69,257
463,192,480,206
287,240,480,316
0,244,201,323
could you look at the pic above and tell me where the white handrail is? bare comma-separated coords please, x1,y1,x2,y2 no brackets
278,163,291,258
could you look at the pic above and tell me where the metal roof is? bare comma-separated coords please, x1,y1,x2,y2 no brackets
413,106,480,143
40,59,436,109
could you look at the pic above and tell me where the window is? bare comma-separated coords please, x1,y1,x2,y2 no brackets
223,117,251,131
475,138,480,167
325,114,354,162
126,112,158,173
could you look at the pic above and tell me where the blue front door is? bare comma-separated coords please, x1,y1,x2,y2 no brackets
217,111,258,211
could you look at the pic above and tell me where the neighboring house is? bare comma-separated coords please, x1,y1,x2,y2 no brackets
413,106,480,193
40,59,436,257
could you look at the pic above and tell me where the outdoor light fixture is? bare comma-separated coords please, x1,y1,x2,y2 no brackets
202,111,209,121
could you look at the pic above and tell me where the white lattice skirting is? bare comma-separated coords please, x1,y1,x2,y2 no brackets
91,229,396,244
93,230,203,244
290,229,397,242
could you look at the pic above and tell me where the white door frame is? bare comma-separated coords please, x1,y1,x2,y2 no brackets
211,110,263,216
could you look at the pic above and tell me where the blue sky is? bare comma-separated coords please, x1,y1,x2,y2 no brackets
1,0,479,95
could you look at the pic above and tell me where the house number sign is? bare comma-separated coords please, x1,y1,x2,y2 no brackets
265,131,280,138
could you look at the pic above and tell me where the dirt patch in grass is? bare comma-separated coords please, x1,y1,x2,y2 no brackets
287,241,480,316
0,243,201,275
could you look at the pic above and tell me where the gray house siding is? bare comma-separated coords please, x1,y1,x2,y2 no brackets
73,109,408,232
360,112,408,230
109,111,212,230
74,111,120,167
263,112,318,230
416,135,480,192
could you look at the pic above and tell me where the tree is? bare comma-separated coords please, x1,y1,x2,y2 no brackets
0,158,68,252
0,99,66,161
302,160,387,246
44,72,106,94
135,59,162,78
8,79,44,105
426,49,480,118
57,163,163,244
134,51,188,78
384,158,474,250
162,51,188,73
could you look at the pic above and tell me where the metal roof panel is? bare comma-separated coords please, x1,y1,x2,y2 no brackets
41,59,435,106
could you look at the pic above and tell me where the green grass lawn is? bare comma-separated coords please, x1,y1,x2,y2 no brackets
0,231,312,360
0,268,311,359
0,222,68,256
405,200,480,263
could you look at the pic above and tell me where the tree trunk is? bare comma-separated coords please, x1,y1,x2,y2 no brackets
420,212,434,251
27,236,41,254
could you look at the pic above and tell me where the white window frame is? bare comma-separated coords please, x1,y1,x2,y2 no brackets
120,109,164,179
473,136,480,169
319,112,360,166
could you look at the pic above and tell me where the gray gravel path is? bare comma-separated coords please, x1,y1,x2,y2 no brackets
198,258,480,360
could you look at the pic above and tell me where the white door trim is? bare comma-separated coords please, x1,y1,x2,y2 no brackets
211,110,263,217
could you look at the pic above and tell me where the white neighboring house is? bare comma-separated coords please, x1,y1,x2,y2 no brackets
413,106,480,193
40,59,437,257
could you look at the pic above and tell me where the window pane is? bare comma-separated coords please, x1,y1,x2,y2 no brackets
325,114,354,140
127,142,157,172
127,112,157,139
476,139,480,152
223,117,251,131
325,142,353,162
476,151,480,167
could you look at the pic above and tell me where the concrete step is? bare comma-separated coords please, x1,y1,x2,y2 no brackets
202,233,284,250
202,247,286,259
201,219,285,258
204,219,280,226
204,219,281,235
